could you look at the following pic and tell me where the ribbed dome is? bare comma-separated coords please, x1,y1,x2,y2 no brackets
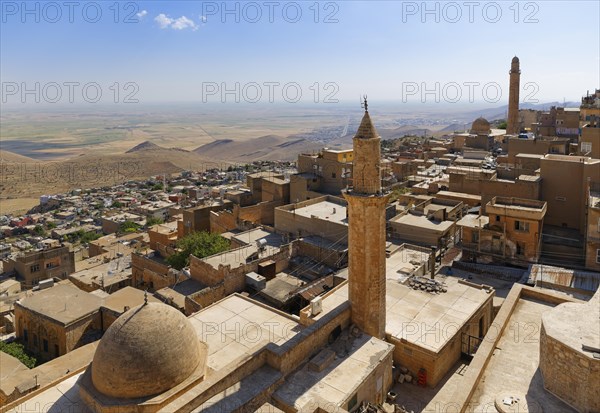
91,302,205,399
470,117,491,134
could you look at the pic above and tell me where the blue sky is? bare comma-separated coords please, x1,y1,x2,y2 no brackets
1,1,599,105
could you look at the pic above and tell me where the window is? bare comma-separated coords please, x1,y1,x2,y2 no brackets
598,218,600,233
472,231,479,243
30,264,40,273
495,215,500,222
43,339,48,353
54,344,59,357
331,172,336,179
515,221,530,232
581,142,592,153
516,242,524,256
596,249,600,264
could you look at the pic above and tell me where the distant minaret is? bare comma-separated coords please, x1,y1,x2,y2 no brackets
507,56,521,135
343,97,389,339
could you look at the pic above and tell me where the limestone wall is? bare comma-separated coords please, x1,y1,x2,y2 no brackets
540,322,600,412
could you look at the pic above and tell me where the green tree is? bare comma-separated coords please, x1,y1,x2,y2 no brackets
80,231,101,243
33,225,46,236
167,231,230,270
497,121,507,130
146,216,164,227
112,201,123,208
152,183,163,191
0,341,36,368
120,221,141,233
46,222,57,230
388,187,410,203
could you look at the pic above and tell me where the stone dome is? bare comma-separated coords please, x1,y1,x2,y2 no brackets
91,302,205,399
470,117,491,134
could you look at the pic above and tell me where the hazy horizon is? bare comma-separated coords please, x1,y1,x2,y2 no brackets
2,1,598,108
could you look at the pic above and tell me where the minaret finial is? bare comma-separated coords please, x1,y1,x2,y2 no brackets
361,94,368,112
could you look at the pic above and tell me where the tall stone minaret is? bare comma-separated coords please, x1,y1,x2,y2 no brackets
507,56,521,135
343,99,389,339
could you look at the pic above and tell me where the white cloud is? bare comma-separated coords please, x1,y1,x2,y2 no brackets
154,13,198,31
154,13,173,28
171,16,197,30
137,10,148,19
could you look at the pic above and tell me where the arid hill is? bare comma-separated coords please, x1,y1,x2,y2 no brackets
0,150,37,163
0,149,221,199
193,135,322,161
125,140,163,153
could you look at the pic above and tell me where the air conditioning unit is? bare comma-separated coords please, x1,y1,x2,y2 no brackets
311,297,323,316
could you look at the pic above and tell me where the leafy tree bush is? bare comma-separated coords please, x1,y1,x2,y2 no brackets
0,341,36,368
146,216,164,227
33,225,46,236
80,231,101,244
167,231,229,270
46,222,57,230
120,221,141,233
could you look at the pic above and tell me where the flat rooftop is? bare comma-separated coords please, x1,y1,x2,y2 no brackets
436,190,482,201
469,298,575,412
258,272,304,306
101,286,160,314
294,200,348,225
385,246,430,277
155,278,206,310
69,256,132,288
202,232,284,269
273,334,394,411
231,228,283,246
543,291,600,357
457,214,489,229
16,284,102,325
310,251,492,353
189,294,303,372
390,213,455,232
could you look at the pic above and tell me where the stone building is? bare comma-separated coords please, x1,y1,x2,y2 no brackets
586,186,600,271
291,148,353,202
540,289,600,412
458,196,547,265
274,195,348,243
179,200,233,236
3,244,75,289
14,283,102,361
540,155,600,233
580,89,600,158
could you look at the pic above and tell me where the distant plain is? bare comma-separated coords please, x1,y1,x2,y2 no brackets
0,101,519,212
